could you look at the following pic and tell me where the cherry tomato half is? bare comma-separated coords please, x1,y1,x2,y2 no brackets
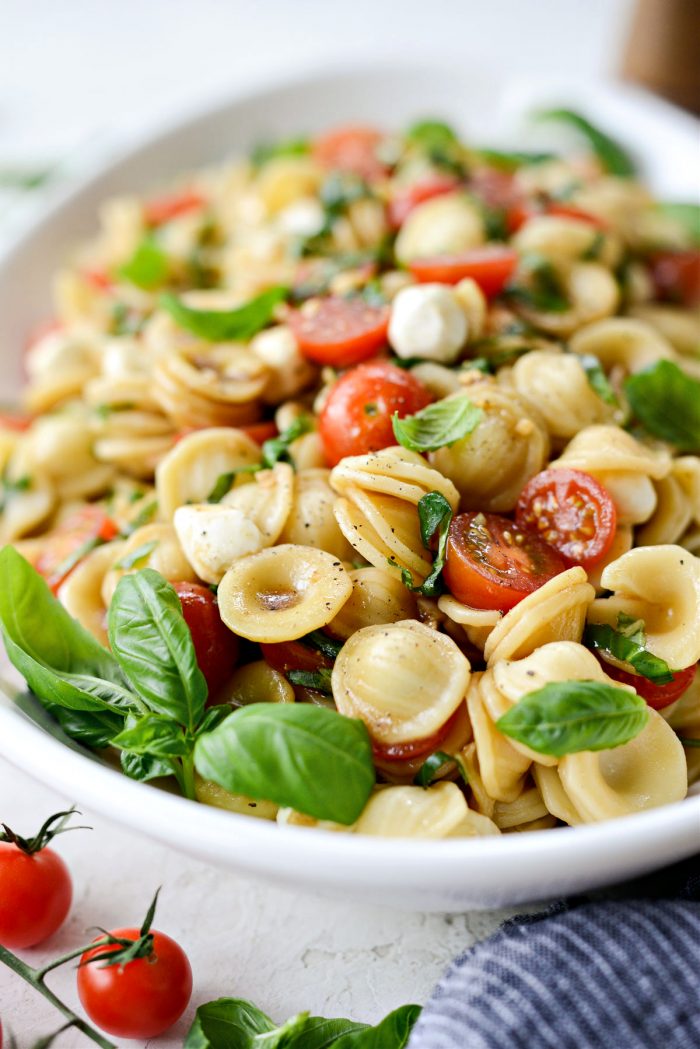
515,468,617,569
36,506,119,595
372,708,460,763
173,582,239,698
443,511,567,612
0,841,72,948
144,189,206,227
650,250,700,307
78,927,192,1039
594,654,697,711
388,174,461,229
408,246,518,296
312,125,386,180
239,420,279,445
260,639,331,675
319,360,433,466
507,202,609,233
288,297,390,368
81,268,113,292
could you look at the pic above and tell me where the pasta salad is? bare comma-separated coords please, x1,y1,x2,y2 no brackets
1,113,699,839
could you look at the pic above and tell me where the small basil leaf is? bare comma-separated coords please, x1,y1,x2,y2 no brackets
333,1005,421,1049
194,704,375,824
113,539,158,570
119,237,169,290
413,751,456,787
534,108,636,177
624,360,700,452
416,491,453,597
196,704,233,736
496,680,649,756
476,148,556,171
392,396,482,453
287,668,334,694
505,254,570,312
206,472,236,503
111,714,190,757
160,285,288,342
120,750,174,782
250,138,310,167
580,229,606,262
108,568,207,730
261,415,312,468
301,630,344,661
405,120,465,176
655,203,700,247
584,621,674,684
577,353,619,406
678,736,700,748
50,705,125,748
184,997,276,1049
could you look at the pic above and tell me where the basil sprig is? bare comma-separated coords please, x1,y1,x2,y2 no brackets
392,395,482,453
496,680,649,757
577,353,619,406
534,108,636,177
184,997,420,1049
389,490,453,598
119,237,169,290
584,614,674,685
160,285,288,341
624,360,700,453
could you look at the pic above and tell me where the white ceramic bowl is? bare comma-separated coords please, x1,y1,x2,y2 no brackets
1,64,699,911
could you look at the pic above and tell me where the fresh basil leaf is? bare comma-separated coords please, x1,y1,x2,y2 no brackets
207,472,236,503
251,138,310,167
120,750,174,782
476,148,556,171
287,668,334,694
577,353,619,406
413,751,456,786
113,539,158,570
406,119,459,149
50,704,125,748
534,108,636,177
624,360,700,452
392,396,482,453
417,491,453,597
119,237,169,290
496,680,649,756
120,498,158,537
584,620,674,684
261,415,312,468
194,703,375,824
256,1015,367,1049
333,1005,421,1048
49,534,105,585
678,736,700,748
505,254,570,313
580,229,606,261
655,203,700,247
111,714,190,757
108,568,207,730
185,998,276,1048
301,630,344,661
160,285,288,342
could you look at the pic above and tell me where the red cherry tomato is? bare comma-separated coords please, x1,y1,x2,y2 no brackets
81,268,113,292
408,246,518,296
77,928,192,1039
172,582,239,698
319,360,433,465
0,842,72,948
545,203,608,227
312,125,386,179
239,420,279,445
515,468,617,569
36,507,119,595
372,708,460,763
650,250,700,307
507,202,609,233
443,512,567,612
144,189,206,227
288,297,390,367
388,174,461,229
594,655,697,711
261,640,332,675
0,410,33,432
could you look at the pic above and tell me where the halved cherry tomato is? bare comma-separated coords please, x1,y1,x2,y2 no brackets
515,468,617,569
312,125,386,180
261,639,332,675
144,189,206,227
239,420,279,445
507,202,609,233
172,582,239,698
36,507,119,595
81,268,113,292
408,246,518,296
443,511,567,612
545,203,608,227
0,410,33,432
288,297,390,367
372,708,460,763
319,360,432,465
388,174,461,229
650,250,700,307
593,654,697,711
0,840,72,948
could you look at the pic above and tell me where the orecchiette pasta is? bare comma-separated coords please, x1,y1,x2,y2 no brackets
326,567,418,640
466,674,531,803
156,427,261,519
510,350,616,441
569,317,677,374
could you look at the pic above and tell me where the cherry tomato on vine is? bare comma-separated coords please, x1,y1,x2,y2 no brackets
388,174,461,228
35,506,119,595
408,246,518,296
0,812,74,949
594,656,697,711
312,125,386,179
443,511,567,612
319,360,432,465
515,468,617,569
288,297,391,368
172,582,239,697
144,189,206,227
78,927,192,1039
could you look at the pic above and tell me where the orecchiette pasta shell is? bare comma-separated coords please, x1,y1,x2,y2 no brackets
438,594,502,652
629,304,700,358
492,785,549,830
514,263,619,338
408,362,464,399
586,525,633,591
255,155,322,212
484,567,595,665
249,325,317,404
58,540,126,646
466,674,531,803
217,544,352,643
195,775,279,820
332,619,471,745
223,660,295,706
446,809,501,837
101,523,197,605
394,193,484,264
375,702,471,785
222,462,294,544
333,489,433,584
279,469,355,562
330,446,459,510
570,318,677,374
587,545,700,668
559,709,687,822
664,670,700,786
354,782,470,838
637,472,694,546
513,214,621,268
156,427,261,519
532,765,583,826
0,470,55,543
92,434,174,480
326,567,418,640
23,331,101,413
511,350,615,440
459,741,495,818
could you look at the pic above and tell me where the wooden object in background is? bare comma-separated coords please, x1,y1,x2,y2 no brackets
621,0,700,115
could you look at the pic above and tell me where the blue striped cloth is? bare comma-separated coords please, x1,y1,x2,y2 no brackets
408,856,700,1049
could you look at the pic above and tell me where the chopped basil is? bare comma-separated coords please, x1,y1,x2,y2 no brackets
577,353,619,406
250,138,310,167
287,668,334,694
113,540,158,571
475,148,556,171
297,173,372,257
624,361,700,453
390,490,453,598
678,737,700,748
504,254,570,313
0,472,31,514
580,229,606,261
206,472,236,504
261,415,312,468
405,119,466,177
119,237,169,290
534,108,636,177
301,630,344,661
120,498,158,537
584,614,674,684
50,534,106,582
160,285,288,341
392,395,482,453
656,203,700,247
413,750,469,788
496,680,649,756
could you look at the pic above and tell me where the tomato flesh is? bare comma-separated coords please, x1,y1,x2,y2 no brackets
239,420,279,445
372,708,460,763
173,582,239,698
593,654,697,711
388,175,461,229
319,360,432,465
515,468,617,569
144,189,206,227
650,250,700,307
78,927,192,1039
261,639,332,675
408,246,518,296
81,268,113,291
313,125,386,179
443,512,567,612
0,843,72,948
288,296,390,367
36,506,119,594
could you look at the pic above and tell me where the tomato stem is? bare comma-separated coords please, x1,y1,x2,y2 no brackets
0,942,116,1048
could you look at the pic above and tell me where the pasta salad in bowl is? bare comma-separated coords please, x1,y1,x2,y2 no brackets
1,82,699,894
